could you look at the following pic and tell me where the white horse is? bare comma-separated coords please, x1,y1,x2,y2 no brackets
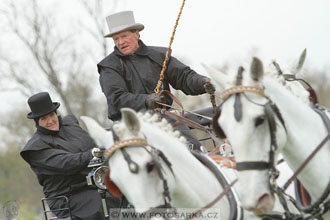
205,56,330,219
81,109,261,220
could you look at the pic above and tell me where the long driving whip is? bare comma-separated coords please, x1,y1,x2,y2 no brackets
154,0,186,95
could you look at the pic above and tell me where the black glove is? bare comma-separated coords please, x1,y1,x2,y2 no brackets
203,79,216,95
145,93,165,109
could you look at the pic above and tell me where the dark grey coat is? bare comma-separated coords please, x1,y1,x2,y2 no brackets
21,115,119,219
97,40,208,121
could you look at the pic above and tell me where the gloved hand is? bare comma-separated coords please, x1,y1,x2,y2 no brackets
203,79,216,95
145,93,165,109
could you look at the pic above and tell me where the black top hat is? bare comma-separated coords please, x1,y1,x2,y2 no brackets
27,92,60,119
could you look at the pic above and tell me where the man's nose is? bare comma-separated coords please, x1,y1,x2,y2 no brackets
117,37,124,45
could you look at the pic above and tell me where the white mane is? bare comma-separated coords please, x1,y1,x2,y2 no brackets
220,62,310,104
265,63,310,104
137,111,188,144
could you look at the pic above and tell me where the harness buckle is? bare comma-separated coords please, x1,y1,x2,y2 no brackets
269,167,280,189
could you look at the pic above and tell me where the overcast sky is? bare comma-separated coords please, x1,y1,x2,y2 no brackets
1,0,329,113
118,0,330,72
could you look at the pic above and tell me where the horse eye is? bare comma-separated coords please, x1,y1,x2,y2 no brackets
146,161,155,173
255,115,265,127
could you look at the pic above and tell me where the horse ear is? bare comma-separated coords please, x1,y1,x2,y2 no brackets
120,108,141,135
250,57,264,81
80,116,114,147
293,48,307,74
201,62,230,90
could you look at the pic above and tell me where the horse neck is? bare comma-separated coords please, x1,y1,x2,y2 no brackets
140,122,224,207
263,77,330,199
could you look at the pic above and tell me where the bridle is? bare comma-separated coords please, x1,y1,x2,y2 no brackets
104,124,241,220
214,66,330,219
213,67,294,217
214,67,286,178
104,133,176,219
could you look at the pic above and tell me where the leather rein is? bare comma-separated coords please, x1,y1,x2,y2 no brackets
155,90,221,146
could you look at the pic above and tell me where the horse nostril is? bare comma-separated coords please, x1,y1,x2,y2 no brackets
244,193,275,216
255,193,274,214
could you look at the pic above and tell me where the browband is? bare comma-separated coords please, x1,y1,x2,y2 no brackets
104,138,148,160
221,85,265,101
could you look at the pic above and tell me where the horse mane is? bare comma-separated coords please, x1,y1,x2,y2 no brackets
264,65,310,104
221,62,311,105
136,111,188,145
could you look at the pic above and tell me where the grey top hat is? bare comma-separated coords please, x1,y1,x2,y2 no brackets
27,92,60,119
104,11,144,38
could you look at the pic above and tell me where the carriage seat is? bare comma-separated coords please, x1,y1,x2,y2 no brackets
41,196,72,220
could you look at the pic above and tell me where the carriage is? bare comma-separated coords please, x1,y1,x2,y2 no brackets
43,50,329,220
41,106,243,220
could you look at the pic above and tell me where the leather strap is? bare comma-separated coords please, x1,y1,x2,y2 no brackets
157,90,184,127
158,109,221,145
236,161,271,171
234,67,244,122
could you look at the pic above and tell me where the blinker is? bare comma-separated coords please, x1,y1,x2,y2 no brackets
234,66,244,122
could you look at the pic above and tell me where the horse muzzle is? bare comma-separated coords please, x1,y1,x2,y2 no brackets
245,193,275,216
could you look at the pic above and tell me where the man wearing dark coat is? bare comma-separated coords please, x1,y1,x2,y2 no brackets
20,92,120,220
97,11,216,151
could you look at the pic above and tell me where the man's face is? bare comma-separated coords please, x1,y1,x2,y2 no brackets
38,112,59,131
112,30,140,55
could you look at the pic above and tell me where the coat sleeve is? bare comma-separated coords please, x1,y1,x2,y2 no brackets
27,147,93,176
99,66,149,120
165,56,208,95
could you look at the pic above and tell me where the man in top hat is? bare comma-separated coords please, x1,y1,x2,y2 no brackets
20,92,120,220
97,11,216,151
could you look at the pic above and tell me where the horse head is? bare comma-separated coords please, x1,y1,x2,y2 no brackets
81,108,249,219
207,58,282,215
206,49,330,219
204,51,313,215
82,109,177,213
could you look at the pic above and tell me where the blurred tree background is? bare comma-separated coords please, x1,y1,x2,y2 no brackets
0,0,118,219
0,0,329,219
